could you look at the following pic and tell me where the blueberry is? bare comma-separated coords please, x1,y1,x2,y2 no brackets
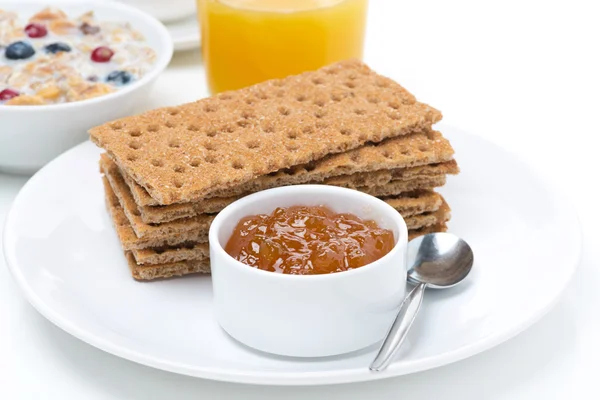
44,42,71,54
106,70,133,86
5,41,35,60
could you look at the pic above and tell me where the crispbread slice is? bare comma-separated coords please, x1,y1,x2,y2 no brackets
103,160,214,239
119,130,455,207
103,178,208,250
408,222,448,241
381,189,444,217
99,154,239,222
404,199,451,230
90,60,442,205
361,175,446,197
137,195,235,224
114,157,457,224
324,159,458,189
131,242,210,265
125,252,210,281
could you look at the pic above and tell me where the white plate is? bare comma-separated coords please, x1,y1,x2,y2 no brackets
166,14,200,51
3,126,581,385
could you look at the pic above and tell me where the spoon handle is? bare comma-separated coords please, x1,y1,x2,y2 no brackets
369,282,426,372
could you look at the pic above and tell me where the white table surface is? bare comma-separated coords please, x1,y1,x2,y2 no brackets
2,0,599,398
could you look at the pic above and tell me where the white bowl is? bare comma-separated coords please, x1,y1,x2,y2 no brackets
0,1,173,174
209,185,408,357
116,0,197,23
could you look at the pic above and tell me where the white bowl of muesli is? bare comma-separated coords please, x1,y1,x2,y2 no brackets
0,1,173,174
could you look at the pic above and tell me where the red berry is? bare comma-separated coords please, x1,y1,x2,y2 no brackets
0,89,20,101
91,46,114,63
25,23,47,38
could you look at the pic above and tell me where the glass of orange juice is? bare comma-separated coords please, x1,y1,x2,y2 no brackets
197,0,368,94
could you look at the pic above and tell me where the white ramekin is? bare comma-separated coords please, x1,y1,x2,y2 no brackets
209,185,408,357
0,1,173,174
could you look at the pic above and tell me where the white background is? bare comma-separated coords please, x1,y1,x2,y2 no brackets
1,0,599,398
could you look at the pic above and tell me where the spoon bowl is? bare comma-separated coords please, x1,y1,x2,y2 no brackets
407,232,474,288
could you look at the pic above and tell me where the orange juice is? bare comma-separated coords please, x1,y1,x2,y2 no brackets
197,0,368,94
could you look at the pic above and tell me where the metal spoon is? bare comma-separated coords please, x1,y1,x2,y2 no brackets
369,232,474,372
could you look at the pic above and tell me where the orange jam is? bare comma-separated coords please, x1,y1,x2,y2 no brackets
225,205,395,275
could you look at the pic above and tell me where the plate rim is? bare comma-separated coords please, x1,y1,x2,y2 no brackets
2,126,583,385
166,14,200,51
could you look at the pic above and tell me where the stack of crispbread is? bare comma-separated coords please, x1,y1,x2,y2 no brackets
90,60,458,281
